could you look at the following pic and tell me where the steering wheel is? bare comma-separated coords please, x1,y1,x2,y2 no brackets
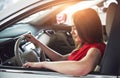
14,33,46,66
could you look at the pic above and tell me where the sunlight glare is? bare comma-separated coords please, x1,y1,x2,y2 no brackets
62,0,104,15
58,0,104,25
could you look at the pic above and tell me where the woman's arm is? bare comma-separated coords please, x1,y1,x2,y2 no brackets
23,48,101,76
37,40,69,61
25,34,68,61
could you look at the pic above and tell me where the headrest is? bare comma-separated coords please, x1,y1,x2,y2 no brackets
106,3,117,37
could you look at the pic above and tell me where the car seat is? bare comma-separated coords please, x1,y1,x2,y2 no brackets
94,2,118,72
100,1,120,75
105,2,117,40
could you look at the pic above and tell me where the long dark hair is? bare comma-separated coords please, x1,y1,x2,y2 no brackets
72,8,103,43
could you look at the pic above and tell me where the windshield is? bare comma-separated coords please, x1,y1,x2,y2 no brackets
0,0,20,12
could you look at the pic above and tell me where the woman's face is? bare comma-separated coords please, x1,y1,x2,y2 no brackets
70,26,81,43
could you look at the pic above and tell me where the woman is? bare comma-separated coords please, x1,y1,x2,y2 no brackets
23,8,106,76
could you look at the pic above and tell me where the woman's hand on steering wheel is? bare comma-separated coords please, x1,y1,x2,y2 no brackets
25,34,39,46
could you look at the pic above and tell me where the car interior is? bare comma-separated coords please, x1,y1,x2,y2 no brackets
0,0,120,77
0,3,75,66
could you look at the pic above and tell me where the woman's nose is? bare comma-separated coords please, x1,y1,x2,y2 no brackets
70,30,74,35
70,30,72,34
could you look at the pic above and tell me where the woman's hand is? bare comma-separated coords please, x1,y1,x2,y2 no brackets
23,62,43,68
24,34,39,46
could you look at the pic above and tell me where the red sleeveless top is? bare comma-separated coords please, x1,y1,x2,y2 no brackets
68,42,106,61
